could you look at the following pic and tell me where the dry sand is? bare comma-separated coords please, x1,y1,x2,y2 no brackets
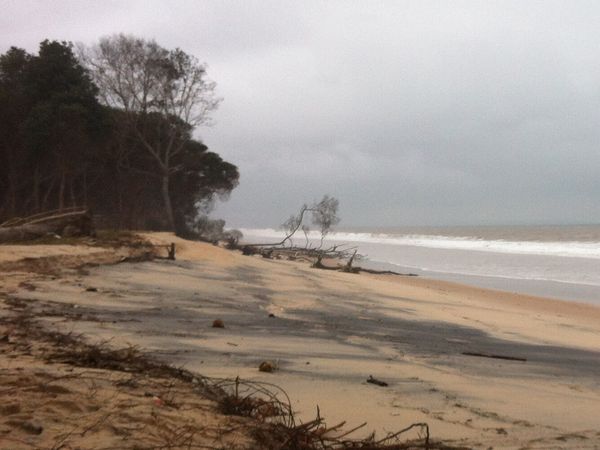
2,232,600,449
0,236,253,449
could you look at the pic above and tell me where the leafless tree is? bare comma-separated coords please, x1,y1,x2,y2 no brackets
301,224,311,248
280,204,308,247
311,195,340,248
80,34,220,230
276,195,340,247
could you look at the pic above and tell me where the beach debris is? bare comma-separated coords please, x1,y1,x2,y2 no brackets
259,361,276,373
268,313,275,318
212,319,225,328
226,342,238,347
6,301,453,450
153,242,176,260
462,351,527,362
0,403,21,415
367,375,388,387
18,281,37,291
6,419,44,435
85,287,98,292
0,334,9,343
354,267,419,276
0,208,94,243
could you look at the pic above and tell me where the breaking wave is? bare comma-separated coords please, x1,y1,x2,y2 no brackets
239,228,600,259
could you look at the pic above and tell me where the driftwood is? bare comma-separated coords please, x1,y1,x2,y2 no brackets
367,375,389,387
0,208,94,243
152,242,176,260
242,244,419,278
341,249,359,273
357,267,418,276
242,244,357,262
462,352,527,362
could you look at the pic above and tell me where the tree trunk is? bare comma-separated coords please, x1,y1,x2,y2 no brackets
58,171,66,211
69,180,76,207
42,177,56,211
83,172,88,208
33,167,40,213
7,173,17,217
161,174,176,231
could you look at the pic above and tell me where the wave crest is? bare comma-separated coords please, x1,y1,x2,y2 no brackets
239,228,600,259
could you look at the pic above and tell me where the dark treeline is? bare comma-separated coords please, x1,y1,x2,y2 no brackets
0,38,238,235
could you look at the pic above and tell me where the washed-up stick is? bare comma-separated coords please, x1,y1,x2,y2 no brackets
462,351,527,362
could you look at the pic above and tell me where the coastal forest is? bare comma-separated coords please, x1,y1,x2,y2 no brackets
0,37,239,236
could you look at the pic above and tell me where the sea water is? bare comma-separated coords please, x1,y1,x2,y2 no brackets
239,225,600,305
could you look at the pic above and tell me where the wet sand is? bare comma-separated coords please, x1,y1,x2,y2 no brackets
5,233,600,448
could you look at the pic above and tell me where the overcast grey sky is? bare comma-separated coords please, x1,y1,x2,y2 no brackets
2,0,600,227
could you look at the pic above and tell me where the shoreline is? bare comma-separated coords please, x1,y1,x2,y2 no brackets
362,257,600,307
240,229,600,307
2,233,600,448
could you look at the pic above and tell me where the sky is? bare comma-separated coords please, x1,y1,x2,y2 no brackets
2,0,600,228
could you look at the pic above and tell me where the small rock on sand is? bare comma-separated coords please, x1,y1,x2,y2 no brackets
6,419,43,435
367,375,388,387
259,361,276,372
212,319,225,328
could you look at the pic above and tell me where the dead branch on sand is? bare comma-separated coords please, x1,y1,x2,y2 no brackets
0,208,94,243
241,244,417,278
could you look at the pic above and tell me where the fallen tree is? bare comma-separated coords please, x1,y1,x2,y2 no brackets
239,197,417,277
242,242,357,262
245,195,340,249
0,208,94,243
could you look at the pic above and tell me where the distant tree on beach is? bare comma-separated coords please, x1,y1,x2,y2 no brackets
312,195,340,247
280,195,340,247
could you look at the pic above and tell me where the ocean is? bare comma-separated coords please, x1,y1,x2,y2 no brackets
239,225,600,305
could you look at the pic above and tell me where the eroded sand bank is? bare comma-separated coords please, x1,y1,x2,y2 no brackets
7,233,600,448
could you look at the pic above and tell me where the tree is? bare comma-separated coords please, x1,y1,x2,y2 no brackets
25,40,106,211
241,195,348,264
169,139,239,232
80,34,221,230
0,38,237,234
312,195,340,248
0,41,105,217
0,47,32,217
278,195,340,247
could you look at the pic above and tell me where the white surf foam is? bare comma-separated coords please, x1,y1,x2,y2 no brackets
240,228,600,259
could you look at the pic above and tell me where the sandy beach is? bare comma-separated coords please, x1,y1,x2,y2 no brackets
2,233,600,449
